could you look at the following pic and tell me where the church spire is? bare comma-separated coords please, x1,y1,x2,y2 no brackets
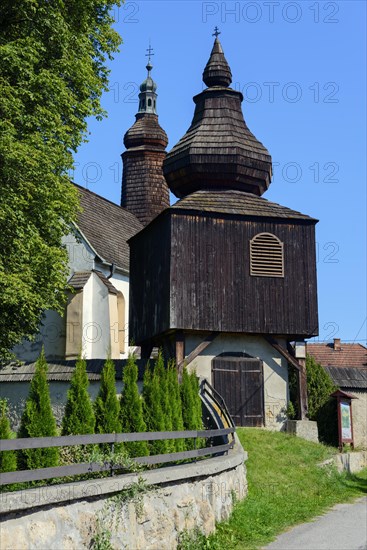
120,47,169,226
138,44,158,114
163,34,272,198
203,30,232,88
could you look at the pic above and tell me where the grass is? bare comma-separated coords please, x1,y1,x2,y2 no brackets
184,428,367,550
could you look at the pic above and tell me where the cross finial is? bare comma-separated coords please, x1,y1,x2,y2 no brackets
145,42,154,63
213,26,221,38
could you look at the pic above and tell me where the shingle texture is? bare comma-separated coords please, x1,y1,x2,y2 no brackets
163,38,272,198
68,270,118,295
75,183,143,272
171,189,316,221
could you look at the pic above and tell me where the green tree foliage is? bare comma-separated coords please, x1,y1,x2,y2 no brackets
180,367,203,449
0,399,17,473
190,370,203,431
94,358,121,435
142,363,167,455
61,355,95,435
167,361,185,453
0,0,122,359
306,354,336,420
154,351,176,452
18,350,59,469
120,354,149,457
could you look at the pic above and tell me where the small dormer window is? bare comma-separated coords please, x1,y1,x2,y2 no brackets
250,233,284,277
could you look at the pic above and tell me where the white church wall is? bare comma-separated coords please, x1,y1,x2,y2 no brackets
185,333,289,430
96,265,131,359
62,232,95,277
81,273,111,359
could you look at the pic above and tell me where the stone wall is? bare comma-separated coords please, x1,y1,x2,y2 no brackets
350,390,367,449
0,437,247,550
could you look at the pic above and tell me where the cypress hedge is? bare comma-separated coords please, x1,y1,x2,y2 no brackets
62,355,95,435
167,360,185,452
142,362,167,455
18,349,59,469
94,357,121,435
0,399,17,473
120,354,149,457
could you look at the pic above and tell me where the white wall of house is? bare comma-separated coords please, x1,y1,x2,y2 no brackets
62,232,95,276
97,265,131,358
185,333,289,430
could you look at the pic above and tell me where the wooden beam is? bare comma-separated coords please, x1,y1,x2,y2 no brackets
175,331,185,380
265,336,300,371
177,332,220,371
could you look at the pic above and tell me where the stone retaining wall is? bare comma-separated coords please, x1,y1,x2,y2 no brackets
0,437,247,549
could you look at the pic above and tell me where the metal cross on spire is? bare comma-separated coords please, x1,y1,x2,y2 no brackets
212,26,221,38
145,42,154,63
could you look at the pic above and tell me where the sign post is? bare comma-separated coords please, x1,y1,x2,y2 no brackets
331,389,356,452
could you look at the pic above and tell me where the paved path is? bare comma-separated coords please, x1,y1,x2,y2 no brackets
265,496,367,550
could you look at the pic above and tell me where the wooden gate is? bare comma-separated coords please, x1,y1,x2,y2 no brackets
212,354,264,427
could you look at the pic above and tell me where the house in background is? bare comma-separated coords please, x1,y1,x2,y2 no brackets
307,339,367,448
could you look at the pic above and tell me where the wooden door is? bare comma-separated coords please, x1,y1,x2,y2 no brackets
212,355,264,427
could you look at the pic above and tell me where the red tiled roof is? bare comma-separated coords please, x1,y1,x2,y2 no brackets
307,343,367,369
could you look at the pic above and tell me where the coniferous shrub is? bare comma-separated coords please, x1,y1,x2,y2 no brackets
181,366,197,449
167,360,185,453
155,351,175,452
62,355,95,435
18,349,59,469
190,370,203,431
306,354,336,420
120,353,149,457
94,358,121,435
0,399,17,473
142,362,167,455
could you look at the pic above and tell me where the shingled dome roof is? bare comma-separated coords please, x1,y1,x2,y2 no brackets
163,37,272,199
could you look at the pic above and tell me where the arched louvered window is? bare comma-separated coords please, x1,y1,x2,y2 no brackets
250,233,284,277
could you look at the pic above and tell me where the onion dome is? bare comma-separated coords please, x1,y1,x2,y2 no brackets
203,37,232,87
163,34,272,198
123,113,168,150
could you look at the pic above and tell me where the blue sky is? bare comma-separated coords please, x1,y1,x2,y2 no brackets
73,1,366,345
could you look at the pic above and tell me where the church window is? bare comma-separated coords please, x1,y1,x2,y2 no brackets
250,233,284,277
148,98,152,106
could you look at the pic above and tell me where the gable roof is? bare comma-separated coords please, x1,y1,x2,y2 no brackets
171,189,317,222
74,183,143,273
307,342,367,369
68,270,118,295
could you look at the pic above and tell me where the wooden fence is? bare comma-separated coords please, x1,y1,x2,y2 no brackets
0,427,235,486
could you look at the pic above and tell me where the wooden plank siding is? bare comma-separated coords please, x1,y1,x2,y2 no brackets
129,209,318,344
170,212,318,337
128,213,171,344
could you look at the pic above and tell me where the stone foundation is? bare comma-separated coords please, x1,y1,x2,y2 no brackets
0,437,247,549
286,420,319,443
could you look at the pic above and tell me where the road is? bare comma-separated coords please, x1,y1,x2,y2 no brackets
265,496,367,550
